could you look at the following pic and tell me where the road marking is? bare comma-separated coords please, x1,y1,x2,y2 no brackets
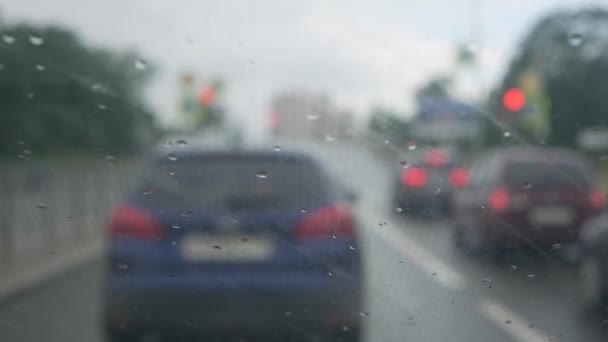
361,210,467,291
479,298,550,342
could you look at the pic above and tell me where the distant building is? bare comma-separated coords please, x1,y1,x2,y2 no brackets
271,90,331,140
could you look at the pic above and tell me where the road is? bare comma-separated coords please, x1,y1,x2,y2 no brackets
1,140,607,342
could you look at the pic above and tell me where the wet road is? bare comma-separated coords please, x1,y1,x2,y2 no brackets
1,141,607,342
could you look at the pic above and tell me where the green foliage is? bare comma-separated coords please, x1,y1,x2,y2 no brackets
488,7,608,148
0,24,158,157
368,107,411,147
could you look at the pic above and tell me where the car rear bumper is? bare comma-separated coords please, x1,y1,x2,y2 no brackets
104,271,362,335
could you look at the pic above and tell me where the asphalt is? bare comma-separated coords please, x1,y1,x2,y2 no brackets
1,140,607,342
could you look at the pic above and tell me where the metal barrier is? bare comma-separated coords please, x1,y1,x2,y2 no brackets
0,157,141,266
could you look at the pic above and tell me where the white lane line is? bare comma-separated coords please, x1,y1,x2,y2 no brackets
361,210,467,291
478,298,550,342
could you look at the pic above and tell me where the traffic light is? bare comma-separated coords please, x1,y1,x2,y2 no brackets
199,86,217,107
503,87,526,112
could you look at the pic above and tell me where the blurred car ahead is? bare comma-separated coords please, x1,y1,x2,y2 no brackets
579,214,608,311
452,147,605,255
391,147,470,216
103,146,362,341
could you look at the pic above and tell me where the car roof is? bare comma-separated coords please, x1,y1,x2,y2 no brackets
150,135,320,163
491,146,590,167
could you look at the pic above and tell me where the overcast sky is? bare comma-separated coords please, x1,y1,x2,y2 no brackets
0,0,604,138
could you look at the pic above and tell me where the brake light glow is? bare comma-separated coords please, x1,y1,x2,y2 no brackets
295,204,354,239
449,168,471,187
401,168,428,187
109,206,164,240
489,188,510,212
590,190,607,209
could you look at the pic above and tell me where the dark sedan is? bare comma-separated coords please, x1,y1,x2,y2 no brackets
452,147,605,254
392,147,469,216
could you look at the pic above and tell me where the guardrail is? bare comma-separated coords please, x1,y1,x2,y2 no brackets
0,157,141,267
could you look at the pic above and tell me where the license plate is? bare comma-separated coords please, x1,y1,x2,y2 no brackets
181,234,274,262
529,206,573,226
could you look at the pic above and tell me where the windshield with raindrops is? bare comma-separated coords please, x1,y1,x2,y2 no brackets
2,2,608,342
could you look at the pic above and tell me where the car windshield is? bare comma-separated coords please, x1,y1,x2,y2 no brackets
139,156,326,209
5,1,608,342
505,162,592,190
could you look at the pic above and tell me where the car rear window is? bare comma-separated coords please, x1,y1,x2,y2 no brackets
504,162,592,190
137,155,327,210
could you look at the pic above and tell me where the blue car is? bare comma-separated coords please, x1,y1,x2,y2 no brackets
103,146,362,341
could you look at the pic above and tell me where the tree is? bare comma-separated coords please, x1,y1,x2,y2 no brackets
488,7,608,147
0,24,158,156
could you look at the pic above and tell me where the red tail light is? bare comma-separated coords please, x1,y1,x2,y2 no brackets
590,190,607,209
449,168,471,187
401,168,428,187
489,188,510,212
295,204,354,240
109,206,164,240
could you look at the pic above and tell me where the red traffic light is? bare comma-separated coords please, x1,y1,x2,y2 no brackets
503,87,526,112
199,86,217,106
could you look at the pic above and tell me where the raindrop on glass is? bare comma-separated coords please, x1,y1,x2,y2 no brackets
332,234,337,239
503,131,511,138
435,187,442,193
551,243,562,250
255,171,268,179
301,208,307,213
168,171,176,176
29,35,44,45
170,223,181,229
284,311,292,317
568,32,584,47
328,271,334,277
482,278,492,283
97,104,107,110
105,155,116,162
17,140,25,146
349,245,356,250
35,64,45,71
522,181,531,190
176,139,188,147
505,320,512,325
167,153,178,161
17,154,26,160
116,262,129,270
399,160,410,169
143,189,153,195
179,209,192,217
510,265,518,271
2,34,15,44
360,311,369,317
91,83,104,92
213,245,222,250
134,59,147,70
395,207,403,213
527,274,536,280
163,140,173,146
325,134,336,142
22,150,31,155
384,139,390,144
36,202,48,209
274,145,281,151
406,141,417,151
306,113,319,120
